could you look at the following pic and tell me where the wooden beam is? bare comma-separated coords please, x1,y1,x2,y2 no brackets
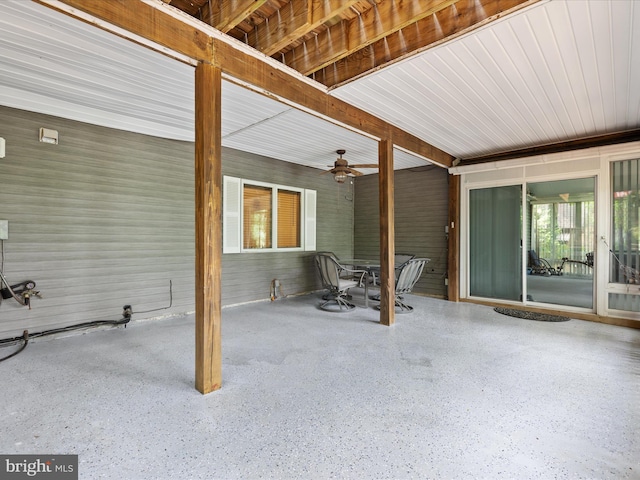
199,0,268,33
311,0,360,23
378,138,395,326
314,0,537,86
459,129,640,165
194,62,223,394
447,173,460,302
35,0,213,62
249,0,360,56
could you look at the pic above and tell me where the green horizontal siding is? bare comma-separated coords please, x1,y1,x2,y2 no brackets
0,106,353,337
354,166,449,298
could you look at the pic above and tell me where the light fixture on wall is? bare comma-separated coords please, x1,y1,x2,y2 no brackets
39,128,59,145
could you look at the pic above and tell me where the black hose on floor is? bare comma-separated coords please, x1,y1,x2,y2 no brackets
0,313,131,363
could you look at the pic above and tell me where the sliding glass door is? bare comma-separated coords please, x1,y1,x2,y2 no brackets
526,178,595,309
468,179,597,309
469,185,522,301
462,145,640,321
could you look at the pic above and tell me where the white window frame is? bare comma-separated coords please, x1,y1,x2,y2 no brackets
223,176,316,253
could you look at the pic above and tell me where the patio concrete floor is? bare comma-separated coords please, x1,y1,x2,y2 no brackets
1,291,638,479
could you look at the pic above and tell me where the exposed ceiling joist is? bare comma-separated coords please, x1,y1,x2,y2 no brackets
283,0,458,75
199,0,268,34
247,0,361,56
155,0,532,89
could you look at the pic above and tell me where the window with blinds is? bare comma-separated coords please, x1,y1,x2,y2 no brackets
243,184,272,249
277,189,301,248
224,177,314,253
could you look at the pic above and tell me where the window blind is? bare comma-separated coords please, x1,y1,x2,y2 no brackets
277,189,301,248
611,159,640,283
243,184,272,249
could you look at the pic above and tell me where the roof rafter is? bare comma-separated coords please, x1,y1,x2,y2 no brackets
282,0,457,75
250,0,361,56
198,0,268,33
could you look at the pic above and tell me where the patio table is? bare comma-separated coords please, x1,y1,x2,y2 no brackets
338,259,379,308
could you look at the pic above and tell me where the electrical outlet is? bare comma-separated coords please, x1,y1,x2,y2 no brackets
0,220,7,240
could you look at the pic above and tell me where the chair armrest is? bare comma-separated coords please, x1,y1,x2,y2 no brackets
339,266,368,286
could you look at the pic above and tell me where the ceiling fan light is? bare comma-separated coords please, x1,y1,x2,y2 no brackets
334,171,348,183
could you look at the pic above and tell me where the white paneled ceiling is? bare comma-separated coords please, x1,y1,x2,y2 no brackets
333,0,640,160
0,0,638,169
0,0,427,172
0,0,195,140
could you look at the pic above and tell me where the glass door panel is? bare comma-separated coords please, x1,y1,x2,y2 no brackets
609,159,640,313
469,185,522,301
526,178,595,309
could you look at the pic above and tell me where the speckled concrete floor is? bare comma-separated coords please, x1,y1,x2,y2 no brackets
1,292,639,480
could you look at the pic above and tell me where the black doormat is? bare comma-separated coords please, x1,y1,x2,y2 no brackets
494,307,570,322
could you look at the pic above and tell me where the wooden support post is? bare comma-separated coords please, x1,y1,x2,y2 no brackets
447,174,460,302
194,62,223,394
378,138,395,326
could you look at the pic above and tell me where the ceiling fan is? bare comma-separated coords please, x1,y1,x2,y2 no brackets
323,149,378,183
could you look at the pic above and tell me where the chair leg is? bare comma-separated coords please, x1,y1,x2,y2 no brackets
374,297,414,313
320,293,356,312
322,291,351,301
395,298,414,313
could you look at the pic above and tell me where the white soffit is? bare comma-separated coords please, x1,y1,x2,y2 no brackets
0,0,431,173
332,0,640,160
223,107,429,172
0,0,195,141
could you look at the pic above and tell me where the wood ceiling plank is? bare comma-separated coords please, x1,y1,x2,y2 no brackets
251,0,360,56
310,0,360,23
281,0,456,75
252,0,310,56
199,0,268,33
282,21,349,74
315,0,538,86
349,0,458,49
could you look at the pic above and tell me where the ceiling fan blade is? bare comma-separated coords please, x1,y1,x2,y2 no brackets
346,168,363,176
348,164,378,168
